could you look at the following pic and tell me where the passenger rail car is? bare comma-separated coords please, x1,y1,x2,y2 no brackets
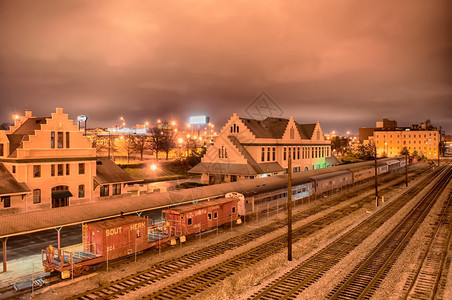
238,158,406,217
349,166,375,184
42,198,239,278
386,159,401,172
310,171,353,195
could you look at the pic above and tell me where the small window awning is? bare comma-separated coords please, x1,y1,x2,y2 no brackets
52,190,73,198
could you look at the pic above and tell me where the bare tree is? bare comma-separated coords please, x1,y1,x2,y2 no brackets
0,123,11,130
149,127,176,161
131,134,152,161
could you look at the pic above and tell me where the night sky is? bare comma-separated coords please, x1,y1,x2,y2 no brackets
1,0,451,134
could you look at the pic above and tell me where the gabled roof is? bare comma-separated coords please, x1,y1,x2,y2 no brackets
296,123,316,139
240,116,316,140
240,117,289,139
0,163,30,196
189,162,258,176
7,117,48,157
94,158,142,185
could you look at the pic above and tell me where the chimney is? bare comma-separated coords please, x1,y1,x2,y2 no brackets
25,111,32,118
56,108,64,114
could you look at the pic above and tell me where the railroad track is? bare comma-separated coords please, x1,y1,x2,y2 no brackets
402,190,452,299
326,167,451,299
69,171,420,300
143,167,444,299
0,167,423,300
248,165,450,300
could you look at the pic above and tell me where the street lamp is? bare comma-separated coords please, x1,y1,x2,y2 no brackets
150,164,158,181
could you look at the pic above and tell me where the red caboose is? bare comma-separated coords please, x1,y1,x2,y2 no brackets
85,215,149,260
43,215,154,278
163,198,239,238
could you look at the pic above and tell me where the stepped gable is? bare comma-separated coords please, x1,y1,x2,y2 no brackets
7,117,48,157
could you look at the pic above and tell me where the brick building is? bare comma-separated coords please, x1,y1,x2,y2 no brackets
0,108,139,214
189,113,336,184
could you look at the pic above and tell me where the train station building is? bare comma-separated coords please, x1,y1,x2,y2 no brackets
189,113,336,184
0,108,140,215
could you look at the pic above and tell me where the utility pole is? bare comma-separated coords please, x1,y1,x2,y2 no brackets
405,151,408,187
287,156,292,261
438,126,442,167
374,143,378,207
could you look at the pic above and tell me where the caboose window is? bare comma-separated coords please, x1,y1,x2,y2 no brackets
232,206,236,213
188,218,192,225
208,213,212,220
214,212,218,219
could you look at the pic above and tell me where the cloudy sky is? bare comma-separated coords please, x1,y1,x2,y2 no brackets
0,0,451,134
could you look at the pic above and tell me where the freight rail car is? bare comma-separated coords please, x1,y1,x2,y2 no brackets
42,197,239,278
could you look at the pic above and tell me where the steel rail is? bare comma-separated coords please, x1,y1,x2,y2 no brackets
249,165,449,300
148,168,445,300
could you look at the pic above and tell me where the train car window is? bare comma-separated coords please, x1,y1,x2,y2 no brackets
214,212,218,219
232,207,236,213
208,213,212,220
188,218,192,225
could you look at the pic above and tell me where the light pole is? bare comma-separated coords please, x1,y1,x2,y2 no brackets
287,156,293,261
